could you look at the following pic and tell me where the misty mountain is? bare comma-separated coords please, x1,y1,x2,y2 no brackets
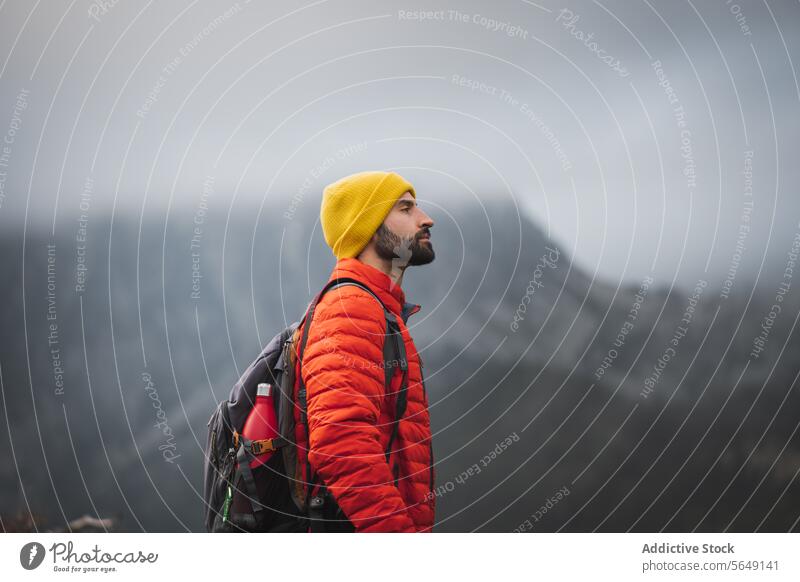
2,196,799,532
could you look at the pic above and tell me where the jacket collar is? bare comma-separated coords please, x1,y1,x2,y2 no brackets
329,258,421,323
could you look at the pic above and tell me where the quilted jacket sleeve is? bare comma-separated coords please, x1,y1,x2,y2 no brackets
302,288,416,532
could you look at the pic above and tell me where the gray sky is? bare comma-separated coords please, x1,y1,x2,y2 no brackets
1,0,798,287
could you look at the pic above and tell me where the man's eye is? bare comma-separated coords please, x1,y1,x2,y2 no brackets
402,207,411,212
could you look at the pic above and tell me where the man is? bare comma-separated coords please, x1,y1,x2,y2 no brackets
292,170,436,532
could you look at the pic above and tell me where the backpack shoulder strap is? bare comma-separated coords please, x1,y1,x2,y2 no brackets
296,276,393,372
382,310,408,464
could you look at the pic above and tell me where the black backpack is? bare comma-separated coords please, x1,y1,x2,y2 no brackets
202,277,410,532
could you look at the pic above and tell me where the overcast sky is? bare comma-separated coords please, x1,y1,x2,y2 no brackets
1,0,798,288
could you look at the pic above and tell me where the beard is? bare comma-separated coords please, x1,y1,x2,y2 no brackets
374,223,435,266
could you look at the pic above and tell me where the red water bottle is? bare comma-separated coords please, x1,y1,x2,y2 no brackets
241,382,279,468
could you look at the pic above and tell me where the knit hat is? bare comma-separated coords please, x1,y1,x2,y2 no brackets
320,171,416,259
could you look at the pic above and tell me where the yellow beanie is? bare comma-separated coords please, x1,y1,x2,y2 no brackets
320,171,416,259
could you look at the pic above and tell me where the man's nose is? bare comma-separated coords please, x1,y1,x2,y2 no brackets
419,210,434,229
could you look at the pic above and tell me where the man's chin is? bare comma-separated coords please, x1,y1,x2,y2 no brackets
410,245,435,266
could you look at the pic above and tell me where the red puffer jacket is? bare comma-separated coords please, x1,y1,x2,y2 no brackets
291,257,435,532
